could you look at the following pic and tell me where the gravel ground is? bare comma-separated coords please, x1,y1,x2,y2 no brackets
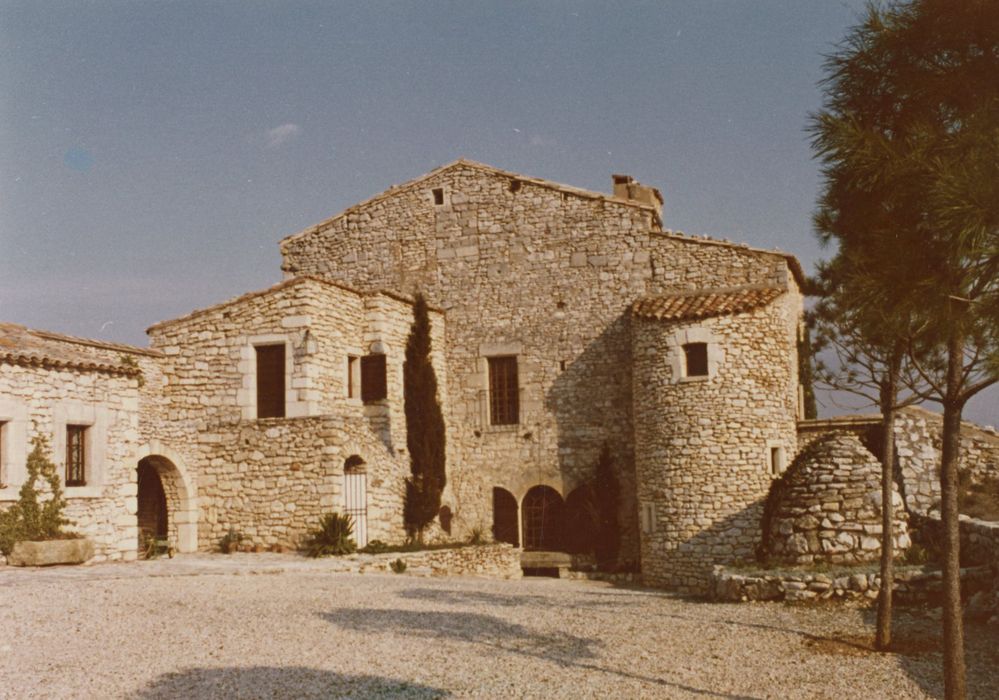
1,557,997,699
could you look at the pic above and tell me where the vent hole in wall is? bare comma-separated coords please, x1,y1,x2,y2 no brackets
432,188,444,205
509,180,522,193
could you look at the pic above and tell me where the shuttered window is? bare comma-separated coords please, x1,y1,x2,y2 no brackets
66,425,86,486
360,353,387,403
255,344,286,418
488,356,519,425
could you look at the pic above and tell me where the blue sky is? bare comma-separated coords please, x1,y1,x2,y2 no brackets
1,1,995,425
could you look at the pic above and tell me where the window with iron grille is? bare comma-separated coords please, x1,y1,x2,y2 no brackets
360,353,387,403
66,425,86,486
488,356,519,425
683,342,708,377
255,344,286,418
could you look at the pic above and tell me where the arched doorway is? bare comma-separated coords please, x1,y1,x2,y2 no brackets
137,458,168,548
131,444,198,554
492,487,519,546
343,455,368,548
522,485,564,551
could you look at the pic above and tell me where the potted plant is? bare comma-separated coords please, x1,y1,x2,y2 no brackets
0,436,92,566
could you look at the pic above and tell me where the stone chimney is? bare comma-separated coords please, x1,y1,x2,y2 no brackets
612,174,663,221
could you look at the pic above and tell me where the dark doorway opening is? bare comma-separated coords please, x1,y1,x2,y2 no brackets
492,487,519,546
137,458,168,545
522,485,564,551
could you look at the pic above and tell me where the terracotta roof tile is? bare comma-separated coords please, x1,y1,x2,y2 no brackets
632,285,784,321
0,323,155,376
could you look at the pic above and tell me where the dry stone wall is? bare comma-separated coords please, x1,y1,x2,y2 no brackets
632,293,800,593
762,433,910,565
280,162,801,564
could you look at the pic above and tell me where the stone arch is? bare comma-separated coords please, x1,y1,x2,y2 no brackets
131,442,198,553
521,485,565,551
492,487,519,547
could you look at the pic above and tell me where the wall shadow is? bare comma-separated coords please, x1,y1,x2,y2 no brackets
134,666,449,699
320,606,758,698
544,311,639,565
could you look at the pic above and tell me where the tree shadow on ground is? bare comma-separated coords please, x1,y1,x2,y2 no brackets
320,607,759,699
396,585,662,611
134,666,449,699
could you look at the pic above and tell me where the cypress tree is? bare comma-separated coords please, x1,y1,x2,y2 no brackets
593,443,620,569
402,293,447,543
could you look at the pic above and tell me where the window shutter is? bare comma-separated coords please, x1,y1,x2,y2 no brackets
361,353,387,403
255,344,286,418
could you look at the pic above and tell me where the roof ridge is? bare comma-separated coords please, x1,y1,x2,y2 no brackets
0,322,162,357
279,160,658,249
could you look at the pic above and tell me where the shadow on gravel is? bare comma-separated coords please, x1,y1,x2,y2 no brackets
397,584,665,612
134,666,450,699
322,607,759,699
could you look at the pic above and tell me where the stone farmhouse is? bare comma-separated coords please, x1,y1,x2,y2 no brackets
3,157,895,592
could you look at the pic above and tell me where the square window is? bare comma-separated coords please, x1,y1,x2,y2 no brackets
683,342,708,377
432,188,444,206
66,425,87,486
487,356,519,425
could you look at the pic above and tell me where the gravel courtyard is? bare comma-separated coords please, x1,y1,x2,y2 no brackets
2,557,997,699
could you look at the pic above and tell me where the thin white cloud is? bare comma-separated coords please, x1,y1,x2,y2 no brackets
265,123,301,148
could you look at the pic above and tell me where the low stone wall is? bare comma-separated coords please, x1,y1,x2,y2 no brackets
351,543,522,579
713,564,991,604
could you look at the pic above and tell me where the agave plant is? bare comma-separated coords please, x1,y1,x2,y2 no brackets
303,512,356,558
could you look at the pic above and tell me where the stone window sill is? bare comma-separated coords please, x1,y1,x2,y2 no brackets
483,423,520,434
678,375,711,384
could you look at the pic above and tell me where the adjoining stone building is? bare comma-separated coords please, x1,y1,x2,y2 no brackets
2,159,811,589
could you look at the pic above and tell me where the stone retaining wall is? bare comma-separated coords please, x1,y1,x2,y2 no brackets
713,563,991,604
351,543,522,579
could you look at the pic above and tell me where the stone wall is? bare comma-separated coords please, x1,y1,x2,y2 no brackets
797,406,999,516
0,345,150,562
762,433,909,565
280,160,802,565
632,292,800,592
145,276,448,551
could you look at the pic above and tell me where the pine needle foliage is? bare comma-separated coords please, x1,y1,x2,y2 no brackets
402,293,447,542
810,2,999,695
0,435,70,555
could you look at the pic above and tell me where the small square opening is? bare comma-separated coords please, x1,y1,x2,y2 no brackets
432,188,444,206
683,342,708,377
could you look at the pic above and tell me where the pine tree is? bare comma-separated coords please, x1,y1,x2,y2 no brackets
811,2,999,694
402,293,447,543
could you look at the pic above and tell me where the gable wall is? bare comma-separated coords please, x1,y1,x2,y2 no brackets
280,164,801,561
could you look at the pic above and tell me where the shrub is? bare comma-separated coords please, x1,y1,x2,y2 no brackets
0,436,70,556
359,539,390,554
959,472,999,522
467,526,485,545
390,557,407,574
303,513,356,558
218,527,245,554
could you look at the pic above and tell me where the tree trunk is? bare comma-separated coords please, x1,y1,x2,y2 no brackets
875,354,901,650
940,330,967,700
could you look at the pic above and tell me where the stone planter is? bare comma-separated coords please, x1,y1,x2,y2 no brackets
8,538,94,567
